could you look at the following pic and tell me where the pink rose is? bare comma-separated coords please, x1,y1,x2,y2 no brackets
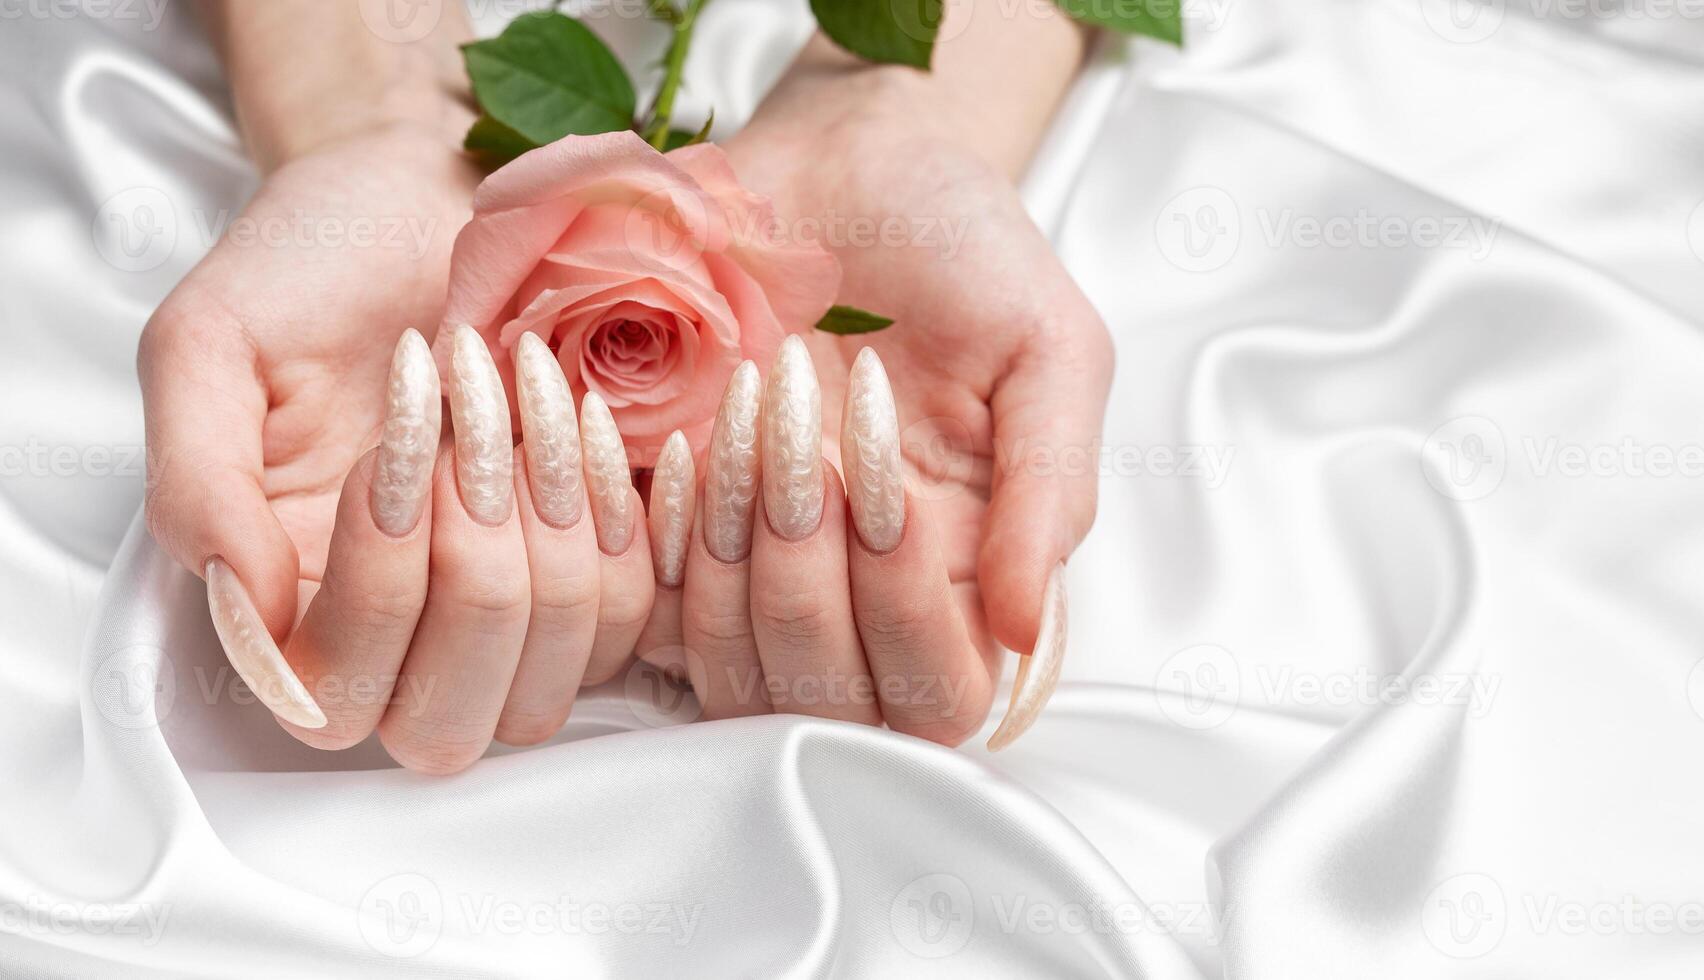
435,130,840,462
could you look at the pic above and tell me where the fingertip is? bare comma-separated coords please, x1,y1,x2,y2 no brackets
977,519,1063,656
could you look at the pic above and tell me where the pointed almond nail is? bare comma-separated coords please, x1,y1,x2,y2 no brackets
580,391,635,554
514,331,583,529
370,329,441,537
841,347,905,553
987,562,1067,751
204,558,327,730
649,430,695,588
703,361,761,562
448,325,513,526
762,335,823,542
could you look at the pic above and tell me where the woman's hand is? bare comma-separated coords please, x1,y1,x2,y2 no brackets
143,3,666,772
640,12,1109,748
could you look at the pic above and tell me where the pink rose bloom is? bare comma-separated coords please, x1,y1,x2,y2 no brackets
434,130,840,463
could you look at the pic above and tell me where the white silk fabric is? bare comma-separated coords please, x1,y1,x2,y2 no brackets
3,0,1703,976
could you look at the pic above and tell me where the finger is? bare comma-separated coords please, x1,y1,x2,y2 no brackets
634,431,694,672
495,333,600,746
682,361,768,719
139,299,315,726
378,327,528,775
579,391,655,685
751,336,880,726
978,311,1109,750
843,348,993,746
279,331,439,747
979,315,1110,655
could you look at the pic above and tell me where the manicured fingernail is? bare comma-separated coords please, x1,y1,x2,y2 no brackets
448,325,513,526
580,391,635,554
762,335,823,541
370,329,441,537
841,347,905,553
514,331,583,529
204,558,327,730
649,430,695,588
987,562,1067,751
704,360,761,562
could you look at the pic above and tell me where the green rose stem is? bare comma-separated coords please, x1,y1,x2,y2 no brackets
642,0,709,149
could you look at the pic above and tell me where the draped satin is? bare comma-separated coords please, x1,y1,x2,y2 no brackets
2,1,1702,976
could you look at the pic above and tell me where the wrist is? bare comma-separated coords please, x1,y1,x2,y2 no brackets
738,2,1086,181
201,0,475,172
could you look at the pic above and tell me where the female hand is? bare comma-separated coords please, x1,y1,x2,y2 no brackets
637,13,1107,749
143,4,660,773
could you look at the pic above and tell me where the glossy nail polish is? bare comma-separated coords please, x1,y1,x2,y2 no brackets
514,331,583,529
762,335,823,541
986,562,1067,751
580,391,635,554
841,347,905,553
703,361,761,562
649,430,695,588
370,329,441,537
448,325,514,526
204,558,327,730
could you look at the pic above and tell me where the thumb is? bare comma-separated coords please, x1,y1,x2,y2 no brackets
139,306,300,641
978,319,1113,656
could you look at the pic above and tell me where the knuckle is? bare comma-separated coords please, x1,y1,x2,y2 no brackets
493,706,569,747
379,716,491,776
447,573,532,622
751,588,836,647
597,585,652,632
530,570,600,630
886,706,985,748
685,606,754,648
335,578,424,634
855,593,938,653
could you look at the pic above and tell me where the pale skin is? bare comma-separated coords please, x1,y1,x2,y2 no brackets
141,0,1108,772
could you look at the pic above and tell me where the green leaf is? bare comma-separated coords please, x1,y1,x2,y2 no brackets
660,111,714,151
1054,0,1183,45
810,0,941,69
462,11,637,154
815,305,895,335
463,113,537,165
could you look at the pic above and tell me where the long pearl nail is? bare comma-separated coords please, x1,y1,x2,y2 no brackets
703,361,761,562
841,347,905,553
762,335,823,541
204,558,327,730
649,430,695,588
370,329,441,537
448,325,513,526
580,391,635,554
514,331,583,529
987,562,1067,751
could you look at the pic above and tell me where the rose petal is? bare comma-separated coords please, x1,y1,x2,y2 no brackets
667,143,843,332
